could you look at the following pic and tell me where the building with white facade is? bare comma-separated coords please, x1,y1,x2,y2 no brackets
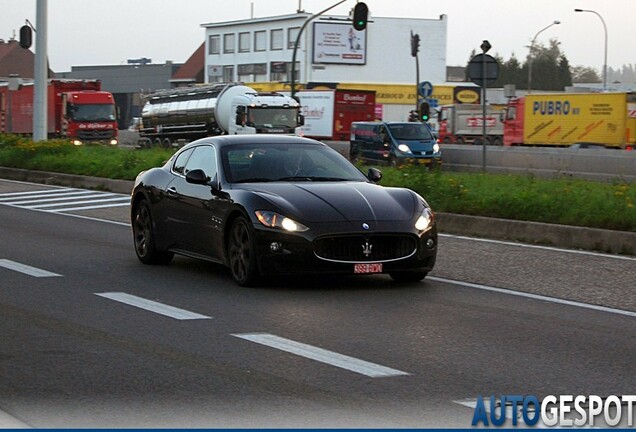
202,12,448,121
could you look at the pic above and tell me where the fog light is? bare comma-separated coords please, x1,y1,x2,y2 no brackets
270,242,282,252
426,238,435,249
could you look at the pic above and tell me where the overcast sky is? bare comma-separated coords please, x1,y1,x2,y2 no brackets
1,0,634,76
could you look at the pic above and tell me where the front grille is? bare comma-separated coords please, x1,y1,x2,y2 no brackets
76,129,115,140
314,234,417,263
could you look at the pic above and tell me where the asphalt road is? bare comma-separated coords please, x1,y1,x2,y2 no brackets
0,179,634,428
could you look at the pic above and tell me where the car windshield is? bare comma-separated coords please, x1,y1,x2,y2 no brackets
69,103,116,122
248,107,298,128
223,143,369,183
388,123,433,140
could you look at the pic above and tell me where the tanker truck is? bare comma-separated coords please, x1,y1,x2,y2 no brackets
137,82,303,148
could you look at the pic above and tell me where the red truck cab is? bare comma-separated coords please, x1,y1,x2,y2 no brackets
0,79,118,145
502,97,524,146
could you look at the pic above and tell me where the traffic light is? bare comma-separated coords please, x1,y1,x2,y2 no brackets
419,101,430,122
410,34,420,57
19,25,32,49
352,2,368,31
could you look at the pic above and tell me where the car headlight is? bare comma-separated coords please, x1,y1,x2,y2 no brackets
255,210,309,232
415,207,434,231
433,143,440,153
397,144,411,154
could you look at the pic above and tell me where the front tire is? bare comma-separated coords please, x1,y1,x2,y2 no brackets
132,200,174,265
227,217,260,286
389,270,428,283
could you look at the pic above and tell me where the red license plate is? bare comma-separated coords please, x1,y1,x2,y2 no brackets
354,263,383,274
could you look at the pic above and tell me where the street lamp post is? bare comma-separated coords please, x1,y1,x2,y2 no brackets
574,8,608,91
527,20,560,93
290,0,347,101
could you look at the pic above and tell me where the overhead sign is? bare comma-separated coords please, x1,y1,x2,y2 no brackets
467,54,499,87
418,81,434,98
313,22,367,65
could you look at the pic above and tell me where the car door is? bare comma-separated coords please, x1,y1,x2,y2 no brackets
162,147,195,249
168,144,225,258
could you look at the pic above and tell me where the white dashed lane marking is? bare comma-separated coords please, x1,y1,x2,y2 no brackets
0,259,62,278
232,333,410,378
95,292,212,320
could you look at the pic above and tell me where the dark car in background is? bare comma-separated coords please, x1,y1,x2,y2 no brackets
131,135,437,286
350,121,442,167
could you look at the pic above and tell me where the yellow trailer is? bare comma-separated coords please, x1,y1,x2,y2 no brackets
509,92,636,148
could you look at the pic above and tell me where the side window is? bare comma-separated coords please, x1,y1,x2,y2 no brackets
184,146,217,179
377,126,386,142
172,148,193,176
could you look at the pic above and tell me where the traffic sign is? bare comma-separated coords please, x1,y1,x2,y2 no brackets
467,54,499,87
427,98,439,108
418,81,434,98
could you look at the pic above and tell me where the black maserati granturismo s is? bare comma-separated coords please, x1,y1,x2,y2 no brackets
131,135,437,286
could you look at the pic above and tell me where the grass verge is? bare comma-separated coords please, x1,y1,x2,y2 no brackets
0,135,634,232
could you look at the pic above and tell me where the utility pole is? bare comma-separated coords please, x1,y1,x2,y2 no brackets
33,0,48,141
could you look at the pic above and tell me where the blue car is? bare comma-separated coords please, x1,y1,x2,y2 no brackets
350,121,442,167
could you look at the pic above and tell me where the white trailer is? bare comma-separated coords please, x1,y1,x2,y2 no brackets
438,104,505,145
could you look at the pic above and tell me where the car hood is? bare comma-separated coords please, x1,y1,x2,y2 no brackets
239,181,417,223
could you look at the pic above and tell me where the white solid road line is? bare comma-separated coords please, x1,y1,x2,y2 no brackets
429,276,636,319
232,333,410,378
440,233,636,262
95,292,211,320
0,259,61,278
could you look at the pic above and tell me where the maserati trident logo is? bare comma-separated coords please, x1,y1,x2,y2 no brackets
362,223,370,230
362,240,373,257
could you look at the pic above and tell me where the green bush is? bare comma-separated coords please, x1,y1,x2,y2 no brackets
377,165,635,232
0,135,174,180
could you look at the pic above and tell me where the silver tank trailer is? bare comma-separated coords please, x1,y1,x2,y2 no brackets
139,83,229,147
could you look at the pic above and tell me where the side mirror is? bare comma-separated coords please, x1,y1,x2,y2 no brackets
185,169,209,185
297,113,305,127
186,170,224,196
367,167,382,183
235,106,246,126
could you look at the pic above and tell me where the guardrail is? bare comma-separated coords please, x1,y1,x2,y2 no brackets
440,144,636,182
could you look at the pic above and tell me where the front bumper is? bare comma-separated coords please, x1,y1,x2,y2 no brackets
252,224,437,277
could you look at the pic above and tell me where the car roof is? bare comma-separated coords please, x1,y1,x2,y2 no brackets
179,134,326,151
